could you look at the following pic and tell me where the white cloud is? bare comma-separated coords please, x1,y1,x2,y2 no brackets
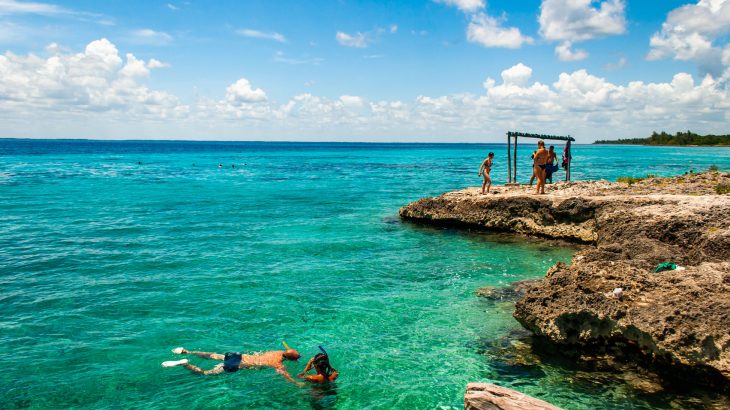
130,29,173,46
0,38,185,120
225,78,267,103
603,56,626,70
336,31,369,48
166,3,178,11
647,0,730,77
434,0,485,14
467,12,533,48
273,51,322,65
2,40,729,141
147,58,170,69
208,62,730,140
500,63,532,86
539,0,626,60
339,95,364,107
539,0,626,42
436,1,531,49
555,41,588,61
390,24,398,33
0,0,67,15
236,29,286,43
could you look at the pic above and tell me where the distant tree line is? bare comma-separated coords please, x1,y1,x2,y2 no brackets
594,131,730,146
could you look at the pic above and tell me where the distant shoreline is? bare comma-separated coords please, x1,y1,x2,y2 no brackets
594,143,730,147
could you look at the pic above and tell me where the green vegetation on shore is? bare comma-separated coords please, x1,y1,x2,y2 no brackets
595,131,730,146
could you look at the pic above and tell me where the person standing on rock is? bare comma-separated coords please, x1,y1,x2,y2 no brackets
478,152,495,194
533,140,549,194
545,145,558,184
529,150,538,186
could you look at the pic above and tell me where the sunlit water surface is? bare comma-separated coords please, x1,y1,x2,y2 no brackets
1,140,728,409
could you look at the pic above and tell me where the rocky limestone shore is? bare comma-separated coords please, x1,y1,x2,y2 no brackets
400,172,730,390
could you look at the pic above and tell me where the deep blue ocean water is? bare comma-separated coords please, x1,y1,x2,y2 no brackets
1,139,728,409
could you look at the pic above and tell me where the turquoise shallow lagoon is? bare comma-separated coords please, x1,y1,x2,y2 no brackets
1,140,729,409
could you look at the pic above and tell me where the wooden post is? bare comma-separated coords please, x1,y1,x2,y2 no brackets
507,133,512,183
513,135,518,183
567,157,571,181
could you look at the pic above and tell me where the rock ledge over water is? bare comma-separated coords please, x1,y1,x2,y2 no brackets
400,172,730,388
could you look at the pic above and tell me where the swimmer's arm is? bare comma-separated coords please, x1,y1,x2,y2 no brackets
478,159,487,175
276,367,300,384
297,358,315,378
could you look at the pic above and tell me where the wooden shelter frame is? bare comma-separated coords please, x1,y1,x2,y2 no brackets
506,131,575,184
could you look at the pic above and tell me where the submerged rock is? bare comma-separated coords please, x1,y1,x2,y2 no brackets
401,172,730,389
475,280,539,301
464,383,563,410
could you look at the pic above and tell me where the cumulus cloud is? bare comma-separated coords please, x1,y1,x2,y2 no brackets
467,13,533,48
555,41,588,61
130,29,173,46
336,31,369,48
539,0,626,60
437,0,531,49
236,29,286,43
647,0,730,78
339,95,364,107
208,62,730,140
434,0,484,14
0,38,185,120
224,78,267,103
2,40,729,141
499,63,532,86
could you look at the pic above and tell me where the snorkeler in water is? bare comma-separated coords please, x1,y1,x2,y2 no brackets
161,342,301,383
298,346,338,383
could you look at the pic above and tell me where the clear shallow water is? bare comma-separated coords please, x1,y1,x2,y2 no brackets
1,140,728,409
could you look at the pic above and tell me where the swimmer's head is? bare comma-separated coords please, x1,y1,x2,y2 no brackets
312,353,334,376
537,140,545,147
283,348,301,361
488,152,494,158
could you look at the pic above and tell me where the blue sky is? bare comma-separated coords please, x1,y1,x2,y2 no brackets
1,0,729,142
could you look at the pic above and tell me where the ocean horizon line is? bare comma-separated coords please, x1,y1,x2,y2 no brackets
0,137,610,146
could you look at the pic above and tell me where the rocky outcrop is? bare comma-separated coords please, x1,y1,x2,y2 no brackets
400,172,730,388
465,383,563,410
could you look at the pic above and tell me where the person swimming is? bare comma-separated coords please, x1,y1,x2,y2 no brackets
298,347,338,384
161,342,302,383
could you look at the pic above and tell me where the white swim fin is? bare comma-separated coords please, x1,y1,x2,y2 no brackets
161,359,188,367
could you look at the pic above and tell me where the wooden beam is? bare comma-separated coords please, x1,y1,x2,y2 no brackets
507,131,575,142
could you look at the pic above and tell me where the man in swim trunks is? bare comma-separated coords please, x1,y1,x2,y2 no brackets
162,346,302,383
532,140,549,195
545,145,557,184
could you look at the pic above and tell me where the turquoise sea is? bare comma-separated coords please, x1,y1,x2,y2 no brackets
1,140,729,409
